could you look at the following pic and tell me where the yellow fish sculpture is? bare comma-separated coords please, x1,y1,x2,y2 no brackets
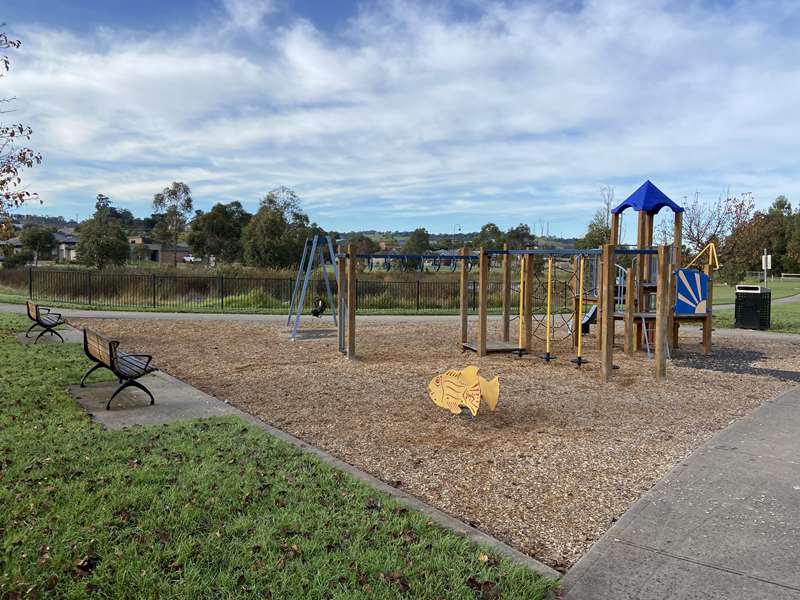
428,365,500,416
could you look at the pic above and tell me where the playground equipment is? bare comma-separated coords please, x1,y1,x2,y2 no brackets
608,180,714,364
428,365,500,416
331,180,714,384
686,242,719,271
287,235,339,341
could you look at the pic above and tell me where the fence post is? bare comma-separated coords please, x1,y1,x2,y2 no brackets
219,275,225,311
151,273,157,307
416,280,420,311
28,267,33,298
86,271,92,305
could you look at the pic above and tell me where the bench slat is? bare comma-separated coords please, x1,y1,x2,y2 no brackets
83,330,113,366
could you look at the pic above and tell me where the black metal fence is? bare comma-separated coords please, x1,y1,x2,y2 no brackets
0,268,512,314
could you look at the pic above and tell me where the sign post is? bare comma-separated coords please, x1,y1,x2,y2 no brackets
762,249,772,287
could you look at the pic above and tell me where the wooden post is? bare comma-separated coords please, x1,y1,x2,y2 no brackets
624,267,635,356
642,213,654,286
478,248,488,357
672,211,683,348
524,255,534,353
655,245,670,381
703,264,713,356
600,244,615,382
672,212,683,265
337,243,346,355
610,212,620,246
459,246,469,348
502,243,511,342
346,243,356,359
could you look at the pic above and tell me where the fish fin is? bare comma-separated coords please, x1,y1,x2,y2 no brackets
459,365,481,385
479,376,500,411
462,383,481,416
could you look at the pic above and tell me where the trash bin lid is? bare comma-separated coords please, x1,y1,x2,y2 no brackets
736,285,769,293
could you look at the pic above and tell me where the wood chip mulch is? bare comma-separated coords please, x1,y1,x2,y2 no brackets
70,317,800,571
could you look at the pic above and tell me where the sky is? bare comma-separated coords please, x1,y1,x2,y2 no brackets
2,0,799,237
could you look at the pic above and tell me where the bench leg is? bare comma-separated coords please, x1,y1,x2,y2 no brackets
107,378,155,410
34,327,63,344
25,323,38,338
80,362,107,387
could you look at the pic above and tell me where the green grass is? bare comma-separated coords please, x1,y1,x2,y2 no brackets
0,313,554,599
712,278,800,305
714,302,800,334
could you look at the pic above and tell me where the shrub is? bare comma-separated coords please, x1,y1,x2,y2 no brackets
3,251,33,269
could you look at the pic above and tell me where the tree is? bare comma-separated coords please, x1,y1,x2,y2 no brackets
186,201,251,263
20,225,55,266
505,223,535,248
599,185,615,228
76,195,130,268
1,27,41,211
681,192,742,253
152,182,193,266
472,223,504,248
242,187,321,268
576,209,611,248
402,228,431,255
717,195,782,283
347,233,379,257
0,214,13,259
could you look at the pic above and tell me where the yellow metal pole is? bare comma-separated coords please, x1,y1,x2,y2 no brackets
574,256,586,366
518,256,525,350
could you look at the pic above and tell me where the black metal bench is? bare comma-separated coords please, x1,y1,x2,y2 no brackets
80,328,157,410
25,300,66,343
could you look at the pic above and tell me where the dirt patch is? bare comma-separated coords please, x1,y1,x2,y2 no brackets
70,316,798,571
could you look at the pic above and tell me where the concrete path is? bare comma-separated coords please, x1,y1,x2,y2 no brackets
15,328,83,345
0,302,461,324
70,371,244,429
6,302,798,346
561,387,800,599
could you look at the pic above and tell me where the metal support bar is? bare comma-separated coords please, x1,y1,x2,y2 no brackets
318,247,337,325
287,238,310,326
289,235,319,340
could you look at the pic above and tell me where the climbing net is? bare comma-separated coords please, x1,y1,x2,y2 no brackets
508,256,597,344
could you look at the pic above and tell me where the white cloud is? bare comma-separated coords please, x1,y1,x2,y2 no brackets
223,0,277,31
5,0,800,233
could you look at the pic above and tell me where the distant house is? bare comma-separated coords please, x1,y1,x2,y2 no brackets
378,240,401,252
0,236,24,255
128,236,191,264
371,247,401,269
54,230,80,262
0,229,80,263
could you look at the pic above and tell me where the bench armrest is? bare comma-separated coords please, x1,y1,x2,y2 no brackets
124,354,154,369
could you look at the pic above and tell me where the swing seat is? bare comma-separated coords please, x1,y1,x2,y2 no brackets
311,298,327,318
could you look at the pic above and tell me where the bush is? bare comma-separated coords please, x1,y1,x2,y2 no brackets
719,263,746,286
2,251,33,269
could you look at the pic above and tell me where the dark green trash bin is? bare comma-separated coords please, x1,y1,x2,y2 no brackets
734,285,771,330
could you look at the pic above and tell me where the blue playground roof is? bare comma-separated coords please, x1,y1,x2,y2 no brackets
611,180,684,215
